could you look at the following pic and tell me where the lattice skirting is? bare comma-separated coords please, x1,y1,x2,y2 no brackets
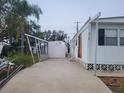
86,64,124,71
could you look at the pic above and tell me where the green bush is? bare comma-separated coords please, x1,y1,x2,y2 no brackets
13,53,33,67
8,52,39,67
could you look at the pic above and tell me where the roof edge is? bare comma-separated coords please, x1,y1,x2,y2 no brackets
99,16,124,20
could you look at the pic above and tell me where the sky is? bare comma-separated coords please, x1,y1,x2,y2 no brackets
28,0,124,39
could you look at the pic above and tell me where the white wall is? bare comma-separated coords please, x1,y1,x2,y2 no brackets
81,26,90,63
97,46,124,64
89,23,124,64
70,42,74,57
70,24,90,63
74,40,78,58
70,39,78,58
48,41,66,58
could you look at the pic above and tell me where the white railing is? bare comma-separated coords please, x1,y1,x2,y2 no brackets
25,34,48,63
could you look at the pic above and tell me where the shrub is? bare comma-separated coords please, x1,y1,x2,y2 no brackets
8,53,39,67
13,53,33,67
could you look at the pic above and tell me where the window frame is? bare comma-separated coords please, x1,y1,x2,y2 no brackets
98,28,124,46
119,29,124,46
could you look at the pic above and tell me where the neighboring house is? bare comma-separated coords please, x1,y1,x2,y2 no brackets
70,14,124,71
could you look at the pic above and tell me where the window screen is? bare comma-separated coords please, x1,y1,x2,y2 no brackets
98,29,118,46
105,29,118,46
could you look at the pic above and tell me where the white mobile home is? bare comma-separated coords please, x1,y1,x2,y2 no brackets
70,14,124,71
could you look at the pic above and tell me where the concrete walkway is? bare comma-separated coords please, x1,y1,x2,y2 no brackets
96,71,124,77
0,59,112,93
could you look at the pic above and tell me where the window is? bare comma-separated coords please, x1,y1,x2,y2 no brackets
120,29,124,46
98,29,105,45
98,29,118,46
105,29,118,46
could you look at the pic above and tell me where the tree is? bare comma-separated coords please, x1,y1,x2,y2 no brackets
0,0,42,53
11,0,42,53
57,30,67,41
35,31,45,39
29,20,41,33
35,30,67,42
0,0,9,41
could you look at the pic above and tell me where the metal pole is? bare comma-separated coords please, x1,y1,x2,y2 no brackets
7,64,11,78
35,39,40,62
44,42,45,55
74,21,80,33
25,33,48,42
26,36,35,64
39,40,42,59
47,42,48,55
94,19,99,76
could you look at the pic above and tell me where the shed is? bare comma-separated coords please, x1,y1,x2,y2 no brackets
48,41,66,58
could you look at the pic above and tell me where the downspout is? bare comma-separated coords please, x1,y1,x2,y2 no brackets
94,13,101,76
88,23,91,67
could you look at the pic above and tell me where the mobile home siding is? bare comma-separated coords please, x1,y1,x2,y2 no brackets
81,26,90,63
90,23,124,64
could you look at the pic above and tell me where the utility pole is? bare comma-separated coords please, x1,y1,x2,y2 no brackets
74,21,80,33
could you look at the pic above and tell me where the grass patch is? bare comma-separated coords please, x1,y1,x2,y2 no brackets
8,52,39,67
109,86,124,93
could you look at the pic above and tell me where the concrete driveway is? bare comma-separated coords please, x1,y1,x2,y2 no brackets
0,59,112,93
